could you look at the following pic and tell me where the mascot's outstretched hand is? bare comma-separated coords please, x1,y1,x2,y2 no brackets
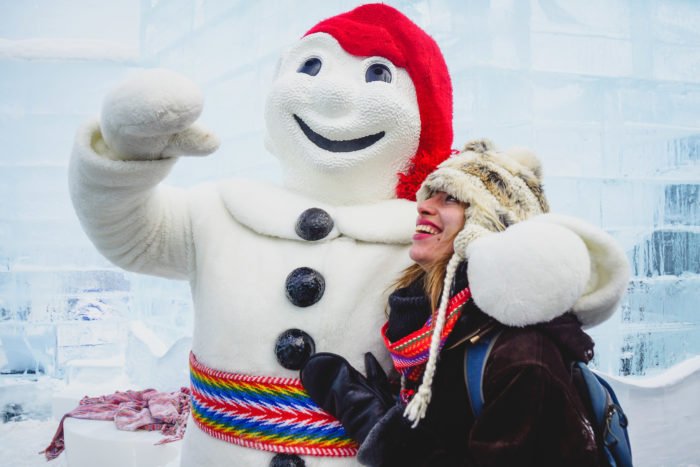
99,69,220,160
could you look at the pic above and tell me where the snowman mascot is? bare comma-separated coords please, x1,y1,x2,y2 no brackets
69,4,628,467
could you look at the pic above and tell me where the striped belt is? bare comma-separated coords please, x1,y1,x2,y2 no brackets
189,352,358,457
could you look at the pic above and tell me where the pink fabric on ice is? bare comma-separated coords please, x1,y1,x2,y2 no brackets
41,387,190,461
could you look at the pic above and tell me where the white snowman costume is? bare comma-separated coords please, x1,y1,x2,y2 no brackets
68,4,628,467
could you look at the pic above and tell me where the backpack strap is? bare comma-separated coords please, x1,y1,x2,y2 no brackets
464,329,502,418
574,362,633,467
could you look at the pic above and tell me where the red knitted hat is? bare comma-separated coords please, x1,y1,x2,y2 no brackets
305,3,453,201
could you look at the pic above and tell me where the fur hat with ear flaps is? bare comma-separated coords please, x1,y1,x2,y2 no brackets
404,139,630,426
417,139,549,233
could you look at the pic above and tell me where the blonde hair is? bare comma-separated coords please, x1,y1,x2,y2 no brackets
388,202,466,426
391,256,451,314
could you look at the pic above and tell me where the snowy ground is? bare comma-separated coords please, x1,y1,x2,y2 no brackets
0,420,66,467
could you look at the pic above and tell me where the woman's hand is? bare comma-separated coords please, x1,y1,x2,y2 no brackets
300,352,395,444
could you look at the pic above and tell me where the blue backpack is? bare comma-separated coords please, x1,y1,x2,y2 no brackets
464,330,633,467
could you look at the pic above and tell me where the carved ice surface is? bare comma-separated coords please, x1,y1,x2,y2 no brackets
1,0,698,383
0,1,699,465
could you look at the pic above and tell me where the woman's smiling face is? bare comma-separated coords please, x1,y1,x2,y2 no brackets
409,191,466,270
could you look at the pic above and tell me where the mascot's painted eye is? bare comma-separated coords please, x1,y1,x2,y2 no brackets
365,63,392,83
297,57,322,76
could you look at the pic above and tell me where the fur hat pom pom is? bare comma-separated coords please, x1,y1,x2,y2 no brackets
462,139,495,154
502,147,543,180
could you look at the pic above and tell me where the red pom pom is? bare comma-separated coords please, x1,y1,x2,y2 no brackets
396,151,451,200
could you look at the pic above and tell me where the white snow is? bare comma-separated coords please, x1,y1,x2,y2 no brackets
62,418,181,467
0,418,181,467
0,419,67,467
605,355,700,388
601,358,700,466
0,360,696,467
1,0,700,465
0,38,138,61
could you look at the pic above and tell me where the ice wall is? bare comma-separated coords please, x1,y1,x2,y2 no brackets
0,0,193,380
0,0,698,385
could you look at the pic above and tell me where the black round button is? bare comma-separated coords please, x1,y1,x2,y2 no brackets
285,267,325,307
270,453,305,467
275,329,315,370
295,208,334,241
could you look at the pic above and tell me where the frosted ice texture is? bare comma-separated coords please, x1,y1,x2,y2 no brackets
0,0,698,391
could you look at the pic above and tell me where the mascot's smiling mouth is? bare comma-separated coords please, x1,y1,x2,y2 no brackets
294,115,385,153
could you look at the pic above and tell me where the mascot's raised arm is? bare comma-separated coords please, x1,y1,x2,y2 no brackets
69,4,621,466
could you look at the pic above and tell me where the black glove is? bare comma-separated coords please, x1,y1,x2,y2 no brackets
300,352,395,444
301,352,462,467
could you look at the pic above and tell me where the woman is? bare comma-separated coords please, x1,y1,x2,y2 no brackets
301,140,629,467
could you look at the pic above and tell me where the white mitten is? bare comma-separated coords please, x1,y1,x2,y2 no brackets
100,68,220,160
464,217,592,327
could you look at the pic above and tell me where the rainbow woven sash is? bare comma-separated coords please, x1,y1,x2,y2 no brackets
189,352,358,457
382,287,471,402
